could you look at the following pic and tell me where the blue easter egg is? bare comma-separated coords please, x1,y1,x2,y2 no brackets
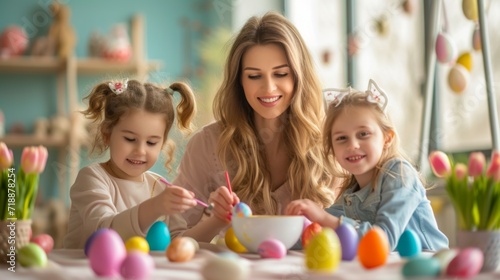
146,221,171,251
232,202,252,218
402,256,441,277
84,228,108,257
396,229,422,258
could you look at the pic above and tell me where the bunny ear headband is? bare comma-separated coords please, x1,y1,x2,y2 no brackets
323,79,388,111
109,79,129,94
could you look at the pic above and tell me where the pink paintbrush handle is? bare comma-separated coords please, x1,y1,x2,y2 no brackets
159,177,211,209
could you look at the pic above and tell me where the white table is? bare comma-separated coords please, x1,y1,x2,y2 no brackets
1,246,499,279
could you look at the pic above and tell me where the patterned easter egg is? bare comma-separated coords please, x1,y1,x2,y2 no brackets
257,239,286,259
305,228,341,272
232,202,252,218
435,32,457,64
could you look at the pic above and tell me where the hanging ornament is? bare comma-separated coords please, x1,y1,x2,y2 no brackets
348,34,360,57
402,0,418,15
435,32,457,64
448,64,470,94
456,52,473,71
375,15,389,37
462,0,479,22
472,25,481,51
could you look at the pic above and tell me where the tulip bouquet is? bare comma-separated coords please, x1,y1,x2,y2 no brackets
428,150,500,231
0,142,48,221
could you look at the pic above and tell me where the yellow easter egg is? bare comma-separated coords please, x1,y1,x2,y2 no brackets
462,0,478,21
457,52,473,71
225,227,247,253
448,64,470,94
125,236,150,253
305,228,341,272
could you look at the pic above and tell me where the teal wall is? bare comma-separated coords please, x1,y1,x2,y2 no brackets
0,0,231,200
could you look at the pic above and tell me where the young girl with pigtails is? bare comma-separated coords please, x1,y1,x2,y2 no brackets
64,79,200,248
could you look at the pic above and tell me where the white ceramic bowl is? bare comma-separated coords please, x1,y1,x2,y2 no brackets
232,215,304,253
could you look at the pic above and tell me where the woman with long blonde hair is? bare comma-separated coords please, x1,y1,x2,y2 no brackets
171,12,335,242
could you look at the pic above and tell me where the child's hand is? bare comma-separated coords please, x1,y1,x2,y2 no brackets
286,199,328,226
155,185,197,215
208,186,240,223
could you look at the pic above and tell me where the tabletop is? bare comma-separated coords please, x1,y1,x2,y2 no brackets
1,245,499,280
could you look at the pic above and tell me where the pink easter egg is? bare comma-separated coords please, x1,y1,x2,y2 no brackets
257,239,286,259
435,32,457,64
448,64,470,94
303,217,312,231
88,229,126,277
446,247,483,278
120,252,155,280
31,234,54,254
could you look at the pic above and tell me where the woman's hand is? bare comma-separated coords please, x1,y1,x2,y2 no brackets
154,185,197,215
208,186,240,223
286,199,334,227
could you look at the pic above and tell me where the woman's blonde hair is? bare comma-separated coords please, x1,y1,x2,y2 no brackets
213,12,334,214
322,88,421,197
82,79,196,171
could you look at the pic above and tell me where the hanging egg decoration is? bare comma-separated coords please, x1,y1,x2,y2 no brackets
472,25,481,51
435,32,457,64
448,64,470,94
456,52,473,72
462,0,479,22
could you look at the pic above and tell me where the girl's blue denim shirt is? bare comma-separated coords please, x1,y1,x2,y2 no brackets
326,158,449,251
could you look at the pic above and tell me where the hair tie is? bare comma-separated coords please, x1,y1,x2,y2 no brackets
166,87,174,96
109,79,128,95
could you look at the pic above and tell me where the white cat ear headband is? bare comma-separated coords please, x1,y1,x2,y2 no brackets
323,79,388,111
109,79,128,94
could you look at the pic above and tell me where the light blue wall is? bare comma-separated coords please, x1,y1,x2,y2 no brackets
0,0,231,200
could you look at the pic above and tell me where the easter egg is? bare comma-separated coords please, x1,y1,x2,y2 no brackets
433,248,459,274
301,222,322,248
335,223,359,261
402,256,441,277
472,26,481,51
446,247,483,278
305,228,341,272
146,221,171,251
120,252,154,280
201,253,250,280
257,239,286,259
183,236,200,251
88,229,126,277
435,32,457,64
457,52,473,72
125,236,150,253
17,243,47,268
396,229,421,258
31,234,54,254
357,227,390,269
462,0,478,21
84,228,107,256
303,217,312,230
225,227,247,253
166,237,196,262
232,202,252,218
448,64,470,94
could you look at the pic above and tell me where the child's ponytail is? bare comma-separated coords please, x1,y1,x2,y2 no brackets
168,82,197,134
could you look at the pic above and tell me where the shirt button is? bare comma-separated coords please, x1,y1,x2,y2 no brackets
345,197,352,206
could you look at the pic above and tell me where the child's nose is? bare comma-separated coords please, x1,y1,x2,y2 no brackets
347,139,360,150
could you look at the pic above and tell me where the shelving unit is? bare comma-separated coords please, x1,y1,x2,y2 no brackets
0,14,161,203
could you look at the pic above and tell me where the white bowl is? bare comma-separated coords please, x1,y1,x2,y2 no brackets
232,215,304,253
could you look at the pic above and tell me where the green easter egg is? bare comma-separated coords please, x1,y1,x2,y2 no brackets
18,243,48,267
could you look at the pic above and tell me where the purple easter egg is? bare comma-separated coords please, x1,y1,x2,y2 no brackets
335,223,358,261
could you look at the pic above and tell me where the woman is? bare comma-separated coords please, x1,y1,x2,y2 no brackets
170,12,335,242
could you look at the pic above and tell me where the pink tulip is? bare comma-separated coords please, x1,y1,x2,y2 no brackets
21,146,39,174
455,163,468,180
486,150,500,182
0,142,13,169
468,152,485,177
35,146,48,173
428,151,451,177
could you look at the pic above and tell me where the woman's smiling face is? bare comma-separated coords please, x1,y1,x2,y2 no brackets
240,43,295,121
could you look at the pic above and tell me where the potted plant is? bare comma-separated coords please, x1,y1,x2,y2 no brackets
0,142,48,261
428,150,500,272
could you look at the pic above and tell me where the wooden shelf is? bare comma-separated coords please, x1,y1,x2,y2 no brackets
0,134,67,147
0,57,66,73
76,58,161,74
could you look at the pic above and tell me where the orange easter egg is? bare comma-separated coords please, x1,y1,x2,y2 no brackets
166,237,196,262
457,52,473,71
357,227,390,269
448,64,470,94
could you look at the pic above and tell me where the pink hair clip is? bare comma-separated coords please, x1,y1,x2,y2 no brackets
365,79,388,111
109,79,128,94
